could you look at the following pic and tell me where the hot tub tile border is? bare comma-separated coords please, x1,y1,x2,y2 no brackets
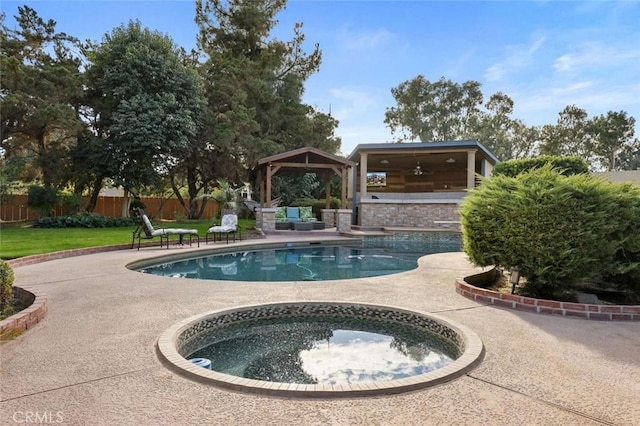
157,301,484,398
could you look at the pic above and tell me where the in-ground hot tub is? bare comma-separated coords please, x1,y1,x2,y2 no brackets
157,302,484,397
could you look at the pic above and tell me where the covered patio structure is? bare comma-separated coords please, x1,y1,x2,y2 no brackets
250,147,355,233
347,140,499,229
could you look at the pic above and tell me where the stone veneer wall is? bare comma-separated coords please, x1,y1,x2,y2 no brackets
359,202,461,228
336,209,353,232
321,209,336,227
255,208,276,233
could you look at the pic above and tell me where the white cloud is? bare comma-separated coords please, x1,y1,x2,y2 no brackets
336,25,396,51
329,87,378,120
319,87,394,155
553,42,640,73
484,35,546,82
513,81,640,127
299,331,452,385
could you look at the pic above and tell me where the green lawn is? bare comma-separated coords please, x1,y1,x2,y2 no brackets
0,219,256,260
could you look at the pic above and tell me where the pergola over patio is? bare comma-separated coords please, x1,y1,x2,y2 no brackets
250,146,356,233
251,146,355,209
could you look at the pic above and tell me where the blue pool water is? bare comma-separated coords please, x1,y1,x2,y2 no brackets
187,316,458,384
139,232,461,281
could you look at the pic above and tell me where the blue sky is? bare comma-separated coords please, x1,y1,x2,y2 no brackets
2,0,639,156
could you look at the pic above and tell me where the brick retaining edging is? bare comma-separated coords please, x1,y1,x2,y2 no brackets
0,286,47,341
456,278,640,321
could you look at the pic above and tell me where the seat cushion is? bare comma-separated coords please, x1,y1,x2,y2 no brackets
275,207,287,222
220,214,238,228
300,206,316,222
208,226,235,233
152,228,198,236
286,207,301,221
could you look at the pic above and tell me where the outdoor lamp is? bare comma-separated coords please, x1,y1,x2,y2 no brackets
510,267,521,294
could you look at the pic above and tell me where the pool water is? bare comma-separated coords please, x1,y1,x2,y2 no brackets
140,233,461,281
187,316,458,384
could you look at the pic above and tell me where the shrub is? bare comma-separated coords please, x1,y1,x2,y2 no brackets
27,185,60,217
492,155,589,178
34,213,137,228
600,182,640,299
0,260,15,317
61,193,83,214
461,165,630,299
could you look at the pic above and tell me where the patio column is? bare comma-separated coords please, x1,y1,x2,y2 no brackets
359,153,368,199
466,149,477,189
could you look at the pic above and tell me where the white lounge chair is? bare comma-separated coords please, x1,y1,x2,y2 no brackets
206,214,241,244
131,208,199,250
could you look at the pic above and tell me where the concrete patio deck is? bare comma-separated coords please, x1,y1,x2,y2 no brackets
1,235,639,425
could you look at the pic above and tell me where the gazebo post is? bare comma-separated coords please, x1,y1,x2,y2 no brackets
324,172,331,209
266,163,272,205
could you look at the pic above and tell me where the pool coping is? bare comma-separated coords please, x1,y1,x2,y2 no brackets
156,301,485,398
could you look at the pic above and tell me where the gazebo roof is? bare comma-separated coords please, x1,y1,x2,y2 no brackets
252,146,355,170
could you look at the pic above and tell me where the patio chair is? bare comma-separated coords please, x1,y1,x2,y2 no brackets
131,208,200,250
206,214,241,244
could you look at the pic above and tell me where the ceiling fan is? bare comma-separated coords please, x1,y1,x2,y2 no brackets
413,161,423,175
405,161,431,175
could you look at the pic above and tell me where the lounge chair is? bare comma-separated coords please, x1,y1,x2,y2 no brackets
131,208,200,250
206,214,241,244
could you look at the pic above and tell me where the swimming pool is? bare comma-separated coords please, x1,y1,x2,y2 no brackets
138,232,461,281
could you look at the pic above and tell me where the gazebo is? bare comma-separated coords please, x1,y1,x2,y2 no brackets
250,147,356,233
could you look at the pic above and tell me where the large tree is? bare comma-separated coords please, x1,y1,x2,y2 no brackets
0,7,85,189
182,0,340,216
384,77,539,161
539,106,638,171
470,92,539,160
84,21,205,216
539,105,595,161
384,76,483,142
590,111,637,171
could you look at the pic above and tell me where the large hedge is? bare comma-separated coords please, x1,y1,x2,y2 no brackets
461,165,640,299
34,213,137,228
492,155,589,178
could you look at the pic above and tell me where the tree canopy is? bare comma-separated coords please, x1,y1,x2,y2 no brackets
384,75,639,168
164,0,341,218
84,21,206,198
2,4,639,219
1,6,84,188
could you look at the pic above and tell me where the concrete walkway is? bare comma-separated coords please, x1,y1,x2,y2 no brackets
1,236,639,425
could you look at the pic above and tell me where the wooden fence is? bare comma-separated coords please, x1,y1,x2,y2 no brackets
0,195,218,222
